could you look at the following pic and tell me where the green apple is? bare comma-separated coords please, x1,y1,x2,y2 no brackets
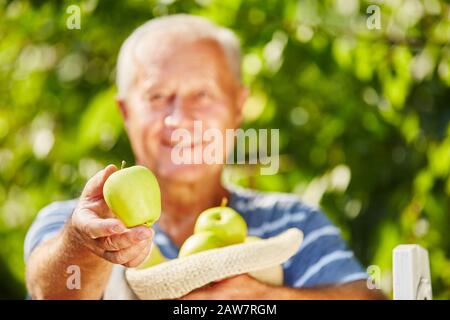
178,232,227,258
244,236,261,243
244,236,284,286
194,200,247,245
103,163,161,227
137,244,167,269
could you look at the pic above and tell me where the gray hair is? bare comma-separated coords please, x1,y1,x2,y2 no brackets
116,14,241,98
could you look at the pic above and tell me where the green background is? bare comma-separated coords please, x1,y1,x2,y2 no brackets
1,0,449,299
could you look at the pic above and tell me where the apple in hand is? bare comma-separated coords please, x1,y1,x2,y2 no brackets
178,232,227,258
194,201,247,245
137,244,167,269
103,162,161,227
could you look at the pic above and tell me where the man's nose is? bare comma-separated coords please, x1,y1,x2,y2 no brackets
163,95,190,128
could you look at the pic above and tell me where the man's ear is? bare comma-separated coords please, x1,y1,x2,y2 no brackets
234,86,249,127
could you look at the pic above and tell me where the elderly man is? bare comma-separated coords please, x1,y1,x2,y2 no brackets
25,15,384,299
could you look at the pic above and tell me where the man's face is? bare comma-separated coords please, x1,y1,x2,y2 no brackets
119,38,246,183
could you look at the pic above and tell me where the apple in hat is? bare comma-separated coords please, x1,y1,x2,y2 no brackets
193,199,247,245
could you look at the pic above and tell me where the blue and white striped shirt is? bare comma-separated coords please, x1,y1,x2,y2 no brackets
24,186,367,288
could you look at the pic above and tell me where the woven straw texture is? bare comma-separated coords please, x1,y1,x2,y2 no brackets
125,228,303,300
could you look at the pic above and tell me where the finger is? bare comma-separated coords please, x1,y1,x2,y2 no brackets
103,239,149,265
178,287,210,300
82,198,115,217
124,241,153,268
98,227,153,251
81,164,118,200
214,275,240,283
73,211,126,239
82,198,115,218
213,274,250,285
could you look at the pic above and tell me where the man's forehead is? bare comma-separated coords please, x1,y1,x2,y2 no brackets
132,37,233,86
134,36,227,66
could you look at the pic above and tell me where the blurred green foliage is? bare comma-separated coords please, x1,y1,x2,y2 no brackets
0,0,449,299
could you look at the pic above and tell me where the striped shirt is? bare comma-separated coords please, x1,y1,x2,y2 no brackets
24,185,367,288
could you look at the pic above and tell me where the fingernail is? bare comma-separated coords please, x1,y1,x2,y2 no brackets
137,230,151,240
112,225,125,233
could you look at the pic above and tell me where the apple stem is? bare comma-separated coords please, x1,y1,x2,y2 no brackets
121,160,126,170
143,221,152,228
220,197,228,207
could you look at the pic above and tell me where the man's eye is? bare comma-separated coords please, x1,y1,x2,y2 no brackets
196,91,211,100
150,93,166,101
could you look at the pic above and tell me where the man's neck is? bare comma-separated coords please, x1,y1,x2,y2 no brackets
157,174,229,247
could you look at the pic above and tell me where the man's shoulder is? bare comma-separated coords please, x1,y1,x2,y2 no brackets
228,186,328,237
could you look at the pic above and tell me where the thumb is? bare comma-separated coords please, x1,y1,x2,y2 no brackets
81,164,118,200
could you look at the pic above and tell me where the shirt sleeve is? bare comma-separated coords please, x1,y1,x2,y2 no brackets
283,204,368,288
24,200,78,262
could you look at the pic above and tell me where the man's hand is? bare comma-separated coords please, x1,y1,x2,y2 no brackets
69,164,154,267
27,164,156,299
179,275,387,300
180,274,270,300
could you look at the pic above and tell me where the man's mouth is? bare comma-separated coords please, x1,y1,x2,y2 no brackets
161,137,204,149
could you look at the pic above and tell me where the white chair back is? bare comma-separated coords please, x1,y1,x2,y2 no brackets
393,245,432,300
